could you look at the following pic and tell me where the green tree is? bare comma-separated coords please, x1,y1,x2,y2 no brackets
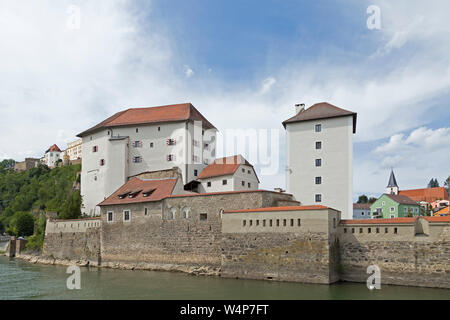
59,191,82,219
26,214,46,251
357,195,368,204
368,197,377,204
445,176,449,198
10,211,34,236
428,178,439,188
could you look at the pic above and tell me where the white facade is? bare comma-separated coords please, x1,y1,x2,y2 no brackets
286,115,354,219
198,164,259,193
43,150,62,167
80,122,217,216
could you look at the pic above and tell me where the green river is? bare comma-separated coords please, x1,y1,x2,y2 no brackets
0,256,449,300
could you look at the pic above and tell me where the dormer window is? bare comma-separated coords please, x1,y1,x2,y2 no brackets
118,191,131,199
128,190,142,198
143,189,156,197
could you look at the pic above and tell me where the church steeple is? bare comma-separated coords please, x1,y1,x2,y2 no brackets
386,169,399,195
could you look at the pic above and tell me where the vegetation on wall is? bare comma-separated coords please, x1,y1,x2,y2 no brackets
0,161,81,239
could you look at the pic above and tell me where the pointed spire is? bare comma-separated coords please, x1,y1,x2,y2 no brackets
387,169,399,188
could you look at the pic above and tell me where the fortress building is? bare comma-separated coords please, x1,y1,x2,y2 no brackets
283,102,357,219
77,103,218,216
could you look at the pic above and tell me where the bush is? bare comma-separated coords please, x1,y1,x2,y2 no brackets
10,211,34,236
26,215,46,251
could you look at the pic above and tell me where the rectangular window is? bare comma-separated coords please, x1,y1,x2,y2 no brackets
276,219,280,227
359,228,363,233
368,228,371,233
248,170,251,174
199,213,207,221
390,207,395,212
243,220,246,227
222,179,227,185
249,220,253,226
269,219,273,227
394,228,398,234
290,219,294,227
315,159,322,167
376,228,379,233
242,168,245,173
100,159,105,166
123,210,130,221
136,128,139,133
248,182,251,188
107,211,113,222
166,138,176,145
263,220,266,227
344,228,347,233
194,169,198,176
385,228,388,233
133,156,142,163
167,154,175,161
315,194,322,203
297,219,301,226
315,124,322,132
351,228,355,234
283,219,287,226
150,142,154,148
207,181,211,187
315,177,322,185
404,207,408,213
390,214,395,218
333,218,336,228
133,141,143,148
256,220,259,226
144,208,148,216
316,141,322,150
158,126,161,131
92,146,98,152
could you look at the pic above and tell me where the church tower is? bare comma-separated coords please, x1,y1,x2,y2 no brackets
386,169,399,195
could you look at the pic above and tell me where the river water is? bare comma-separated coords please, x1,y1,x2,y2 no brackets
0,256,449,300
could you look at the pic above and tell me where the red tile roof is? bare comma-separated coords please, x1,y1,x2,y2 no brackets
168,189,292,198
198,155,258,181
46,144,62,153
434,206,449,216
399,187,449,202
98,177,178,206
340,216,450,224
384,194,419,205
78,103,216,137
224,205,330,213
282,102,357,133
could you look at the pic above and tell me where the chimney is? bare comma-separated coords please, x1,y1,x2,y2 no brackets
295,103,305,115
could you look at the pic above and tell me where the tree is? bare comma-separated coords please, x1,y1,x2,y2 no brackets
357,195,369,204
9,211,34,236
0,159,15,173
445,176,450,198
428,178,439,188
368,197,377,204
58,190,81,219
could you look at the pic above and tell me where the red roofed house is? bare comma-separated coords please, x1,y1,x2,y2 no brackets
197,155,259,193
77,103,218,216
43,144,62,167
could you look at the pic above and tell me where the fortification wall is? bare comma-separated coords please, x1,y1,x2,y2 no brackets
99,191,296,269
221,208,341,284
43,218,101,264
338,220,450,289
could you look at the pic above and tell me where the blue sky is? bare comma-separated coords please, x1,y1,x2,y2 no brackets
0,0,449,200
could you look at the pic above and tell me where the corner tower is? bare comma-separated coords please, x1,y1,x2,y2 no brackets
282,102,357,219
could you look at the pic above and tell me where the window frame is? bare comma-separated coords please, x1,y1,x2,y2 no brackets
123,210,131,222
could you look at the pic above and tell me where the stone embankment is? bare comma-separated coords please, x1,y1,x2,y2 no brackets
15,253,220,276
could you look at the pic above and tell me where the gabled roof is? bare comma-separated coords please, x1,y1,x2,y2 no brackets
46,144,62,153
387,170,399,188
198,155,259,181
399,187,449,202
282,102,357,133
98,177,178,206
353,203,371,210
384,194,419,206
77,103,216,137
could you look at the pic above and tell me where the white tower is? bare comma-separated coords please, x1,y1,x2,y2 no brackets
283,102,357,219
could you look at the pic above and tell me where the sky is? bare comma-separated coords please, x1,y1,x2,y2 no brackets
0,0,449,200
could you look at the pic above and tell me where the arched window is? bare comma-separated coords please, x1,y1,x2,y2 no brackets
168,207,176,220
181,207,190,219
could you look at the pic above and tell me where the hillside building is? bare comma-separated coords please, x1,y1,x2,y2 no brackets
77,103,217,216
42,144,62,167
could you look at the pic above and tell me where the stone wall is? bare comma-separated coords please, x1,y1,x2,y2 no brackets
43,218,101,264
220,207,341,284
338,219,450,289
99,191,296,269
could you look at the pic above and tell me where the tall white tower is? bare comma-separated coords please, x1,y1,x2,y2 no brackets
283,102,357,219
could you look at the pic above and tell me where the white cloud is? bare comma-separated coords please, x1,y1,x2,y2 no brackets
260,77,276,94
184,65,194,78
